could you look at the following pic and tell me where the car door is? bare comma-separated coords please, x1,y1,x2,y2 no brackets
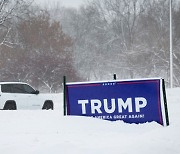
22,84,42,109
0,84,16,109
12,84,43,109
11,84,30,109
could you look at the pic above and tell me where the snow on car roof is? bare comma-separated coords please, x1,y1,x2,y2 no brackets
0,81,28,85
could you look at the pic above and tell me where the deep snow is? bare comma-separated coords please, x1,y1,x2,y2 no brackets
0,88,179,154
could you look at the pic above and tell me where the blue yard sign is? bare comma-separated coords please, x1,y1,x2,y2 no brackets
65,78,169,126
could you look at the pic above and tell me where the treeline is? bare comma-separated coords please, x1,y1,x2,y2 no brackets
0,0,180,92
0,1,80,92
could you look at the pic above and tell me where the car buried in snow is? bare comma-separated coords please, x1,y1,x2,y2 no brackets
0,82,53,110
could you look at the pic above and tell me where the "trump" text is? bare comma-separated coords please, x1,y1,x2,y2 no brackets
78,97,147,114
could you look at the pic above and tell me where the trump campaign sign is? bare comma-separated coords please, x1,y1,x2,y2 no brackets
64,78,169,126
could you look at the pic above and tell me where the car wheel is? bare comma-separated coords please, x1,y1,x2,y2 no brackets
42,101,53,110
3,101,17,110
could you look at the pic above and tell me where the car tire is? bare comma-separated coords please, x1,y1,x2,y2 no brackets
3,101,17,110
42,100,53,110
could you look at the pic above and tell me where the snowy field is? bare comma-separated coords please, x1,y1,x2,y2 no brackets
0,88,180,154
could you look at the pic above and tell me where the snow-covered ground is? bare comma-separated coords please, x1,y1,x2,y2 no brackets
0,88,179,154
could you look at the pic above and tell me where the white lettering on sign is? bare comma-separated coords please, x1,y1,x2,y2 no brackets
90,99,102,114
78,100,89,114
78,97,147,114
135,97,147,112
104,99,116,113
118,98,133,113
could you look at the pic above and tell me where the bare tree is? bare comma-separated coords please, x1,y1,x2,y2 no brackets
11,10,80,92
0,0,33,48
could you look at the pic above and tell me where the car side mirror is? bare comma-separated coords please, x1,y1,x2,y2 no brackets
35,90,40,95
32,90,39,95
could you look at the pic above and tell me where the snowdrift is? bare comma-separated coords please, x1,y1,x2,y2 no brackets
0,88,179,154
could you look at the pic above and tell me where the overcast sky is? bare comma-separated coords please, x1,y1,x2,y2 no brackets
35,0,86,8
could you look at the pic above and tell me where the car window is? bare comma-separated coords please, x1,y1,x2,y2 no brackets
1,84,13,93
23,84,36,94
1,83,36,94
12,84,26,93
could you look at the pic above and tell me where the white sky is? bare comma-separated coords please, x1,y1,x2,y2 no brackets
35,0,86,8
